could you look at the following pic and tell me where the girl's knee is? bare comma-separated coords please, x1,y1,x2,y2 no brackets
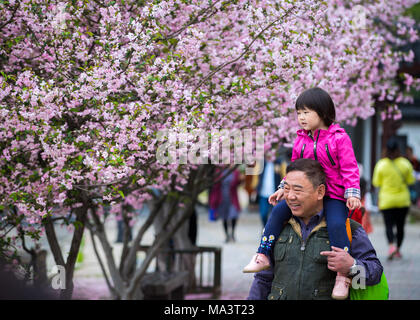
272,200,289,211
271,202,291,219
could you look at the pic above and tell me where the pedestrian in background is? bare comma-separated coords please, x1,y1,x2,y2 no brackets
256,158,282,227
372,137,415,260
243,163,260,210
209,168,242,243
406,146,420,172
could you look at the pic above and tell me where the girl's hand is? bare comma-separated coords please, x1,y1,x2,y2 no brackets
268,189,284,206
346,197,361,211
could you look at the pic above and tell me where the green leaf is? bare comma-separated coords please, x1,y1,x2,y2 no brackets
73,220,84,230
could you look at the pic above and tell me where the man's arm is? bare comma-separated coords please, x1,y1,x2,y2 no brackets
350,226,383,286
321,226,383,286
247,268,274,300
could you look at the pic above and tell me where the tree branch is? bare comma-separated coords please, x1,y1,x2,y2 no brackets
88,226,118,299
44,216,65,267
193,6,296,91
121,194,166,278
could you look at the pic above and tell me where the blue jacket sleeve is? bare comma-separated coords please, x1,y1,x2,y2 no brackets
351,226,384,286
247,268,274,300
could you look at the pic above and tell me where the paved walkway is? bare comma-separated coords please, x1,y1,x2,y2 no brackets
368,213,420,299
40,204,420,300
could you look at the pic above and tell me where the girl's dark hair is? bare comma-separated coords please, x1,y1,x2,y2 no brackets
295,87,336,127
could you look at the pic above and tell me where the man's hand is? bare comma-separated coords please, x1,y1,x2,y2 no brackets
320,246,354,275
346,197,361,211
268,189,284,206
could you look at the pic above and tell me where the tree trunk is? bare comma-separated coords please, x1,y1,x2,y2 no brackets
153,200,177,272
86,206,126,298
172,217,197,291
88,166,214,299
125,196,198,299
33,249,48,288
59,206,87,300
43,206,88,300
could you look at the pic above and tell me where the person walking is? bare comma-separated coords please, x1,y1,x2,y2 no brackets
406,146,420,172
209,168,242,243
256,159,282,227
372,137,415,260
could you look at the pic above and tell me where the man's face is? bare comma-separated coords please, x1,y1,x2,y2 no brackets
283,171,325,220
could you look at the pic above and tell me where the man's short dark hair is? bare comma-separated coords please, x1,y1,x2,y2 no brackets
295,87,336,127
286,158,326,189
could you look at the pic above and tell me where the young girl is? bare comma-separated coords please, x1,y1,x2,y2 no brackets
243,87,361,300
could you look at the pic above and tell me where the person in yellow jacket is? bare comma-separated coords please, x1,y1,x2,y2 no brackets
372,137,415,260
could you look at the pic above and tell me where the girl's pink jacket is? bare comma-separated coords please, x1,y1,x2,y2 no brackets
290,123,360,201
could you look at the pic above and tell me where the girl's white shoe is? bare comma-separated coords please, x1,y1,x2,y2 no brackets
242,253,270,273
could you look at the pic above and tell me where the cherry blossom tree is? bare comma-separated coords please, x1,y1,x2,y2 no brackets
1,0,419,299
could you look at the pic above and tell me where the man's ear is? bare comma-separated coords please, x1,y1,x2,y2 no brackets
317,184,326,200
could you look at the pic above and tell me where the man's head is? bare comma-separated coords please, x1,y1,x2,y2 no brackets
283,159,326,222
